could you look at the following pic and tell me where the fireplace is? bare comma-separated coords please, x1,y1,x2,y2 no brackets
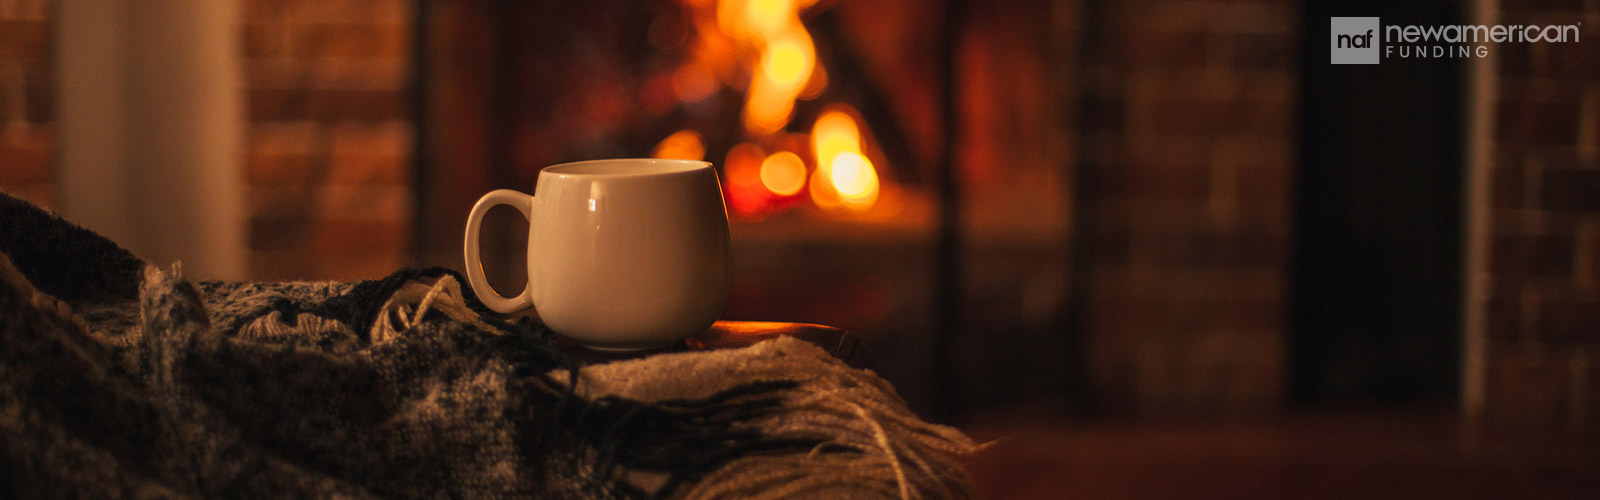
411,0,1074,415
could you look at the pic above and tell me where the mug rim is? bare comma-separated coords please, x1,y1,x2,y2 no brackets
542,158,713,178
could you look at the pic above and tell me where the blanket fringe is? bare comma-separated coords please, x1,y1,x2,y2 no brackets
561,337,980,499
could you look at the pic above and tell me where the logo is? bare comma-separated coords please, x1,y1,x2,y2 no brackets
1332,17,1581,64
1331,17,1381,64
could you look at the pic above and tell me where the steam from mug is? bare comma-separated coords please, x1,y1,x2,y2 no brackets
463,159,730,350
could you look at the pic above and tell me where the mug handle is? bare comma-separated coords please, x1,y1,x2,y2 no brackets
463,189,535,313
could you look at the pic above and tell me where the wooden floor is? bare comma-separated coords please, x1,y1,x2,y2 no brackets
962,410,1600,499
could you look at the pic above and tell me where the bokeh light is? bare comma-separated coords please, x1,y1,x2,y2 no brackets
759,151,807,196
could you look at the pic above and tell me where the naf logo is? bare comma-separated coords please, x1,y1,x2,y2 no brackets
1331,17,1381,64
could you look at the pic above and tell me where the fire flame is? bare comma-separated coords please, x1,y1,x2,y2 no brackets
811,107,860,173
718,0,819,135
656,1,886,217
829,151,878,210
651,129,706,160
809,105,877,211
759,151,806,196
722,142,772,218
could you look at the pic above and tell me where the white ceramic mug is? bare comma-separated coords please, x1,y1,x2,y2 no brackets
463,158,730,350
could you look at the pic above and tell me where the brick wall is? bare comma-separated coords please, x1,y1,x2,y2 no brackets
0,0,52,209
0,0,414,280
1076,0,1297,413
1478,0,1600,424
244,0,414,280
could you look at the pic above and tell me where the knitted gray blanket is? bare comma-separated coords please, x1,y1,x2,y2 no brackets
0,192,976,499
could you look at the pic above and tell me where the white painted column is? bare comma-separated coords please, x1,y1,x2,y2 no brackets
57,0,245,279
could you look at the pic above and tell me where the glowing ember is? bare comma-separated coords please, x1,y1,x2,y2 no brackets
759,151,806,196
807,105,879,212
651,129,706,160
723,142,772,218
829,151,879,211
809,166,840,208
810,106,861,172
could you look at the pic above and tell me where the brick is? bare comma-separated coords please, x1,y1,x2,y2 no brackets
0,138,50,185
248,186,317,220
1541,32,1600,79
1501,0,1587,14
307,219,406,265
0,78,10,122
1232,185,1290,229
1229,33,1291,71
1125,30,1208,68
248,217,311,251
250,219,407,280
247,148,323,185
1234,164,1289,206
1498,99,1581,146
327,123,409,185
243,23,287,58
329,153,406,186
1091,228,1133,264
289,23,408,59
249,185,410,221
278,0,409,24
248,88,304,121
249,250,308,281
306,88,405,122
1102,162,1211,201
0,19,45,58
0,0,48,21
1540,168,1600,212
251,247,404,281
1138,1,1293,36
1106,266,1284,303
1215,135,1291,169
250,58,409,92
1490,166,1525,209
1484,291,1524,341
314,184,410,220
242,0,288,21
1133,330,1283,412
1079,95,1124,132
1586,220,1600,286
1162,298,1281,333
1485,346,1571,422
1536,298,1600,342
1155,230,1284,268
1497,38,1534,77
311,58,409,90
250,122,324,154
1490,234,1576,276
1587,355,1600,424
1529,147,1587,171
21,61,51,122
249,88,407,122
247,123,324,185
1592,90,1600,159
1,183,52,210
1126,135,1211,169
1147,96,1289,136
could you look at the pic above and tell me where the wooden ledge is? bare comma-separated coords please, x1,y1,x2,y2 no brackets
554,321,866,368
